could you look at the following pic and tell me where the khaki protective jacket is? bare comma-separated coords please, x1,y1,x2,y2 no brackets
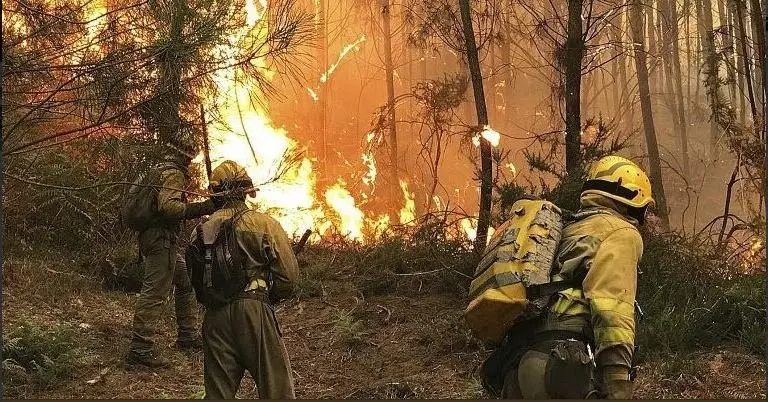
538,193,643,387
189,202,299,301
156,166,216,229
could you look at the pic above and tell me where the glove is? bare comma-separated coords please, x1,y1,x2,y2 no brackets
210,193,226,209
599,366,633,399
184,199,217,219
603,379,633,399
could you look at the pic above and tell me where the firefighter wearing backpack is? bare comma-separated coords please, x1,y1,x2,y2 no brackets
124,131,225,368
490,155,654,399
185,160,299,399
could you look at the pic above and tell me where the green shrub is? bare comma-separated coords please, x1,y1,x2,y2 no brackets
2,324,85,397
636,233,765,357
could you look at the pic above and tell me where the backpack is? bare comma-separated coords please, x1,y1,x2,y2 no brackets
185,211,252,308
121,163,178,231
463,198,604,346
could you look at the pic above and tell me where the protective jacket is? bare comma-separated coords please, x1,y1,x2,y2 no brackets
540,193,642,396
500,193,643,399
156,166,217,228
190,201,299,399
129,163,212,358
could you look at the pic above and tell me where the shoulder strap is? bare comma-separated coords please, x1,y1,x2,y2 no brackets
528,266,589,300
527,280,575,300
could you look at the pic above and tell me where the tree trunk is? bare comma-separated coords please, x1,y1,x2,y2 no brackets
382,0,398,207
749,0,765,106
403,3,414,142
735,0,759,121
720,0,738,106
696,0,723,160
660,0,678,119
610,21,622,116
648,0,659,94
458,0,493,253
317,0,328,168
763,0,767,225
630,0,671,230
157,0,186,145
564,0,584,175
489,36,497,123
667,0,691,177
500,26,513,126
684,0,693,114
731,0,748,122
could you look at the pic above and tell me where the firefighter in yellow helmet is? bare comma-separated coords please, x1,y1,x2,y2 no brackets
186,160,299,399
497,155,654,399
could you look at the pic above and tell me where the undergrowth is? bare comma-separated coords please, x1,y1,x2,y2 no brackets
297,221,477,298
636,233,765,358
2,324,86,398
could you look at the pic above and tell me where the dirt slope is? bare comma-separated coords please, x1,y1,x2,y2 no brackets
2,252,765,399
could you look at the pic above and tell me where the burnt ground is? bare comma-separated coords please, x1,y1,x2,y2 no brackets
2,250,765,399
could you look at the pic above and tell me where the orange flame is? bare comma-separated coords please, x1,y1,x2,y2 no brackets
399,180,416,226
324,180,365,242
472,125,501,147
320,34,367,83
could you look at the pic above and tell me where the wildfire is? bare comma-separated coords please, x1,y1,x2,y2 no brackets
460,218,496,245
307,88,319,102
399,180,416,225
361,132,379,190
324,181,366,241
320,34,367,83
506,162,517,178
472,125,501,147
741,237,765,273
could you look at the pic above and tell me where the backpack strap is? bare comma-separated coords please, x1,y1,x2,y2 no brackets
199,224,214,288
526,280,577,300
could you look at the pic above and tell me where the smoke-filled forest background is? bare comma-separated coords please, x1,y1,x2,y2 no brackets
2,0,766,399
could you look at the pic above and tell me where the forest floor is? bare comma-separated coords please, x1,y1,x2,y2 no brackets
2,249,765,399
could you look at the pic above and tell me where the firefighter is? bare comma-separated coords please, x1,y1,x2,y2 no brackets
188,160,299,399
498,155,653,399
125,130,224,368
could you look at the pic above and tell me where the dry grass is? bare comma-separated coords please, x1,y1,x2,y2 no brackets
3,248,765,399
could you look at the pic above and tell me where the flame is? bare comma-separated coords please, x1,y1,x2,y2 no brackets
197,0,485,244
506,162,517,178
460,218,495,245
324,181,365,242
307,88,319,102
399,180,416,225
320,34,367,83
742,237,765,272
361,132,378,190
472,125,501,147
433,196,444,211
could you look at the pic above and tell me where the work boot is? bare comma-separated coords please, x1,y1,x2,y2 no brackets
125,350,170,369
175,336,203,351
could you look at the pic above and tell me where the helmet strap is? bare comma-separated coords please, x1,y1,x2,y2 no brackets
582,179,639,201
627,205,648,225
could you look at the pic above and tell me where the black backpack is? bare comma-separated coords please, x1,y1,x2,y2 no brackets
186,211,250,308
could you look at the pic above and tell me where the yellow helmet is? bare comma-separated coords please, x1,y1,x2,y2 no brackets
210,160,253,190
581,155,655,209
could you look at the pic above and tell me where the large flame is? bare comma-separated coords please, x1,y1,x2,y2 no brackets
324,181,365,241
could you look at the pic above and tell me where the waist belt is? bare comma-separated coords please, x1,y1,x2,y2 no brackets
530,330,592,353
236,289,270,303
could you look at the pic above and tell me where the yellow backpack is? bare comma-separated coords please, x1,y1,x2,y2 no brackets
464,198,573,346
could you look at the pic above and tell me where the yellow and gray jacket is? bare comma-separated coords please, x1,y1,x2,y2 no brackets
189,202,299,301
537,193,643,384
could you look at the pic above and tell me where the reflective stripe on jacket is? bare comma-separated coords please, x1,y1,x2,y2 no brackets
539,193,643,378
